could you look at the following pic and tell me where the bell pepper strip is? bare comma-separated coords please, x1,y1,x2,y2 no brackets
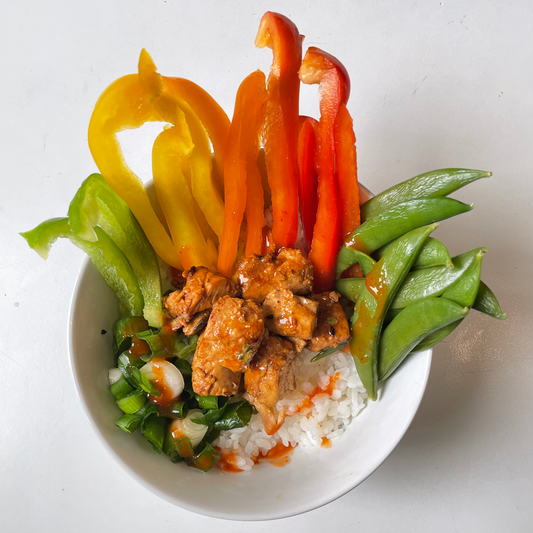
68,173,163,327
334,103,360,238
162,76,231,196
218,70,267,277
299,47,350,291
88,50,180,268
297,116,319,251
21,218,143,317
152,123,215,270
245,84,268,257
162,89,225,242
255,11,302,249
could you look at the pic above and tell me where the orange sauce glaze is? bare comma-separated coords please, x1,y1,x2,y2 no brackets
295,371,341,416
321,437,332,448
128,337,151,359
216,443,296,473
148,358,176,410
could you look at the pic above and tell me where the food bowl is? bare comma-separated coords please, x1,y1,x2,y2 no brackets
68,255,432,520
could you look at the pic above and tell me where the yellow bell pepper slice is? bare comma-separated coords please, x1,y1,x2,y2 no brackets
88,50,181,268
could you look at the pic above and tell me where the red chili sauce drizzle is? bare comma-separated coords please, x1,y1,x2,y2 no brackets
216,443,296,473
148,358,177,411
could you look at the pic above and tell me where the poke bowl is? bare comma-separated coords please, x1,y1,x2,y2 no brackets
69,256,432,520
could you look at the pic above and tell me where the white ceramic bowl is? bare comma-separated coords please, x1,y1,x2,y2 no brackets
68,258,432,520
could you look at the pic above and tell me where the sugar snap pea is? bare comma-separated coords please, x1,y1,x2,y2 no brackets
378,297,469,382
351,224,436,401
340,198,472,273
335,248,376,278
375,236,453,270
412,319,463,352
472,281,507,319
335,277,365,302
441,249,484,307
390,247,487,309
361,168,491,221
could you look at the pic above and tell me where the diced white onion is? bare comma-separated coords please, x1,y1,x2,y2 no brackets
108,368,123,385
170,409,208,448
140,360,184,399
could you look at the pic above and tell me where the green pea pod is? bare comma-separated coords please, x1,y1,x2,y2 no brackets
336,248,376,278
335,278,365,303
441,249,484,307
413,319,463,352
375,237,453,270
390,247,487,309
378,297,469,382
338,198,473,278
351,224,437,401
68,174,163,327
473,281,507,319
21,217,143,316
361,168,491,221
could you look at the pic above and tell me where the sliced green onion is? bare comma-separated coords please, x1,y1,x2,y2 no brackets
113,316,149,354
116,414,142,434
214,401,253,430
117,352,144,370
195,394,219,411
163,428,177,457
168,400,189,419
116,390,146,414
136,328,167,355
192,443,220,472
174,359,192,376
311,342,348,363
176,436,195,458
175,334,199,359
204,427,221,444
120,365,161,397
190,398,229,426
109,376,134,400
141,414,166,453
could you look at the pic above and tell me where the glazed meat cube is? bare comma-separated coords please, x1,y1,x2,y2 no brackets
164,266,239,329
237,248,313,303
263,288,318,340
194,295,264,376
274,248,314,295
307,291,351,352
244,335,297,435
192,349,242,396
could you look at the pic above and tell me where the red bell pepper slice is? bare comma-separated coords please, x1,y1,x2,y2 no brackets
297,116,319,251
218,70,267,277
335,103,360,238
299,47,350,291
255,11,302,249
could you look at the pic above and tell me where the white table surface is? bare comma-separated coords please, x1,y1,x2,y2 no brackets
1,0,532,531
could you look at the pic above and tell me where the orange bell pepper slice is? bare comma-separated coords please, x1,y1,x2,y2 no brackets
255,11,302,249
218,70,267,277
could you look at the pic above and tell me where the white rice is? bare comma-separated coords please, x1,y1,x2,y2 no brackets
213,350,367,471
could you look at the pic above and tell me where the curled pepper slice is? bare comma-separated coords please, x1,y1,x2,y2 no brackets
299,47,350,291
218,70,267,277
256,11,302,249
88,50,180,267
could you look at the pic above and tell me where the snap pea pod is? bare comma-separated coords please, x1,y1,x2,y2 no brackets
336,277,365,302
390,247,487,309
375,237,453,270
335,249,376,279
378,297,469,382
361,168,491,221
472,281,507,319
441,249,484,307
413,319,463,352
351,224,436,401
338,198,472,278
